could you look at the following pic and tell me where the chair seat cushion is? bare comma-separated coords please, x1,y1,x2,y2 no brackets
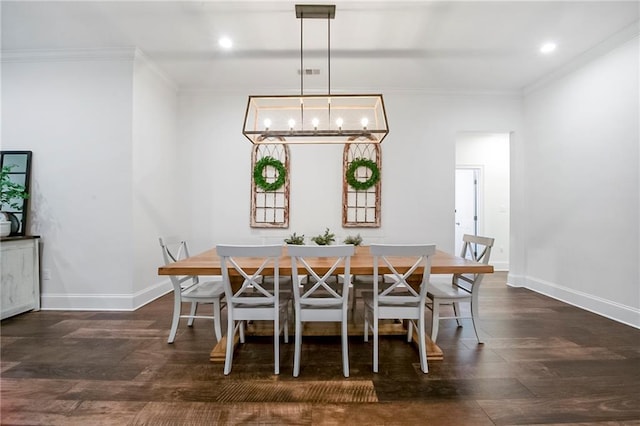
427,282,471,299
299,302,342,309
234,291,291,301
234,296,290,309
184,281,225,298
299,294,343,307
361,291,421,308
260,275,293,287
339,274,396,285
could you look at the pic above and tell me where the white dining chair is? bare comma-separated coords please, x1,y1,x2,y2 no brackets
363,244,436,373
288,244,355,378
427,234,494,343
217,244,290,375
158,237,225,343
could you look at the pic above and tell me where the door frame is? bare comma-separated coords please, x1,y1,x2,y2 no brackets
455,165,484,254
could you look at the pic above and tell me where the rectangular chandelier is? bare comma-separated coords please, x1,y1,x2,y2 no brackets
242,93,388,144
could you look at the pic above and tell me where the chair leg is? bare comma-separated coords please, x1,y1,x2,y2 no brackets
342,314,350,378
293,317,302,377
283,307,289,344
406,319,413,343
431,300,440,343
453,302,462,327
350,287,357,318
224,315,235,375
187,302,197,326
168,293,182,344
470,298,483,344
213,299,222,342
364,307,369,342
373,314,379,373
418,310,428,373
239,320,245,343
274,315,280,375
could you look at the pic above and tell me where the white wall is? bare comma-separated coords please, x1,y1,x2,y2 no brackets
512,36,640,327
1,48,180,310
132,51,181,305
456,132,510,270
178,90,523,255
2,50,135,309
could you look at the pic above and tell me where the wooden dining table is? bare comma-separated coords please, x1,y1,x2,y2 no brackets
158,245,494,362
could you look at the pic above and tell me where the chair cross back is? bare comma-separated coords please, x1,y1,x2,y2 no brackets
160,239,200,289
161,239,185,263
225,254,276,302
371,251,427,301
372,244,435,303
299,257,342,300
462,236,493,264
455,234,495,291
289,245,355,306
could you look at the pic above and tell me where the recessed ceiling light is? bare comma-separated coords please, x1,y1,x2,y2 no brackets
540,42,557,54
219,36,233,49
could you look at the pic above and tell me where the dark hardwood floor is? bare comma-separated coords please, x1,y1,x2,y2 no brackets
2,272,639,425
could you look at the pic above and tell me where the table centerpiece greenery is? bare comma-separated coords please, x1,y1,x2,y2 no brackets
311,228,335,245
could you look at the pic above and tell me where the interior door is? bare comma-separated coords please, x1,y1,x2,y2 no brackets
455,168,479,255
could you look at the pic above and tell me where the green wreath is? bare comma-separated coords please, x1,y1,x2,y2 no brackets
253,156,287,191
346,157,380,190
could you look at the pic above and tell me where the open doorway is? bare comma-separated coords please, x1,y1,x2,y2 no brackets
455,167,481,255
455,132,510,271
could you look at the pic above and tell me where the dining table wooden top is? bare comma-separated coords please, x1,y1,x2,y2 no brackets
158,245,494,277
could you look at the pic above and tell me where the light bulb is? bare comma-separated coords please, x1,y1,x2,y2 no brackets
361,117,369,129
540,42,556,54
218,37,233,49
263,118,272,130
288,119,296,130
312,118,319,130
336,117,344,130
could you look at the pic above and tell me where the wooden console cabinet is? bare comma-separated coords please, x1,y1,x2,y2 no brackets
1,236,40,320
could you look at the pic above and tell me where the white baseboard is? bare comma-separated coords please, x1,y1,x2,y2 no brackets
40,280,172,311
506,273,526,287
507,274,639,329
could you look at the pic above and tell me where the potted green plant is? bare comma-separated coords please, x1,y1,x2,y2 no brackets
284,232,305,245
311,228,335,245
343,234,363,246
0,165,29,236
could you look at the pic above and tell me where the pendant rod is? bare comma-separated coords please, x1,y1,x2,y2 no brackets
327,11,331,96
300,12,304,129
300,13,304,97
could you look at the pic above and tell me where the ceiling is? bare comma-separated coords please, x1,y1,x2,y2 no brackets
2,1,638,93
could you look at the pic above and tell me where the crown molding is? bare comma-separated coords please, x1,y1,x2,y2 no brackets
1,46,178,90
179,86,522,97
133,48,178,92
1,47,137,63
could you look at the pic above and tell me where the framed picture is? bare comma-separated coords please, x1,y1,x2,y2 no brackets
1,151,32,236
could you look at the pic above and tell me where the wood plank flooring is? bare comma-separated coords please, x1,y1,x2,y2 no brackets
1,272,639,425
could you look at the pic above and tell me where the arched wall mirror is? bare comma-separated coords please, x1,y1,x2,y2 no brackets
1,151,32,236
